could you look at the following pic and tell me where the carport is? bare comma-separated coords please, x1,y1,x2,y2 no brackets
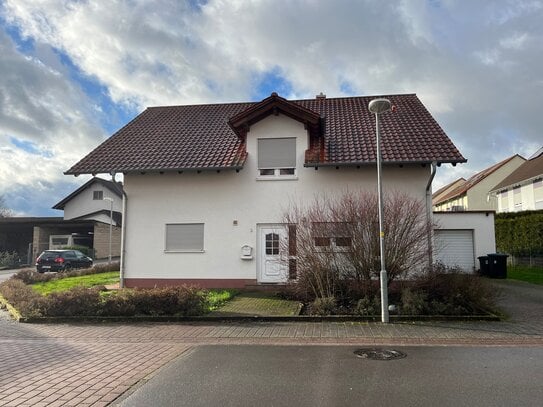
0,217,94,265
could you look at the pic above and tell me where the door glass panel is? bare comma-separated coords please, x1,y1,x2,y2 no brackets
265,233,280,255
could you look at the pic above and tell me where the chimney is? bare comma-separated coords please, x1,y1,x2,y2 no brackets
316,92,326,100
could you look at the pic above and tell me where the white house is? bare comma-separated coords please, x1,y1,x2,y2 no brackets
490,149,543,212
65,93,466,288
52,177,123,259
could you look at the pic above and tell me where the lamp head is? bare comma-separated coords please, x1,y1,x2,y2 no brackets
368,98,392,114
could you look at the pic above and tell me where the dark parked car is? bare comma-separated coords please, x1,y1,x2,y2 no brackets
36,250,93,273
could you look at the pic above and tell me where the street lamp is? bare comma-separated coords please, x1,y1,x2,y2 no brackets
103,197,114,265
368,98,392,323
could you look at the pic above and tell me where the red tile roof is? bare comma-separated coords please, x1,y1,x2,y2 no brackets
433,154,524,205
65,93,465,175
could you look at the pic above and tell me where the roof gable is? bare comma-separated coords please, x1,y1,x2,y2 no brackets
491,150,543,191
53,177,123,210
228,92,321,139
434,154,524,205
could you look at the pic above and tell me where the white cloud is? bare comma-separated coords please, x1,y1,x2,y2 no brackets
0,31,104,215
1,0,542,209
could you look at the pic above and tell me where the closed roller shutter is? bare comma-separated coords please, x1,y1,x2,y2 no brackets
434,230,475,271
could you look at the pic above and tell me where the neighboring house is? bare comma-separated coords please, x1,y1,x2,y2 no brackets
52,177,123,259
433,155,526,211
489,149,543,212
0,177,123,264
65,92,465,288
432,177,465,205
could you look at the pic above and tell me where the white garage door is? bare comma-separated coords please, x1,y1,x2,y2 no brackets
434,229,475,272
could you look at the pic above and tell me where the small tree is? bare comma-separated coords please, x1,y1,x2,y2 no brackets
283,190,433,301
0,195,13,218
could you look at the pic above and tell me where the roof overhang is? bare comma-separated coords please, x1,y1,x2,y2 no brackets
228,92,321,139
304,158,466,168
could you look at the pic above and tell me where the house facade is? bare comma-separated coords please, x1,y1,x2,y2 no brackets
490,149,543,212
51,177,123,259
66,93,465,288
433,155,526,211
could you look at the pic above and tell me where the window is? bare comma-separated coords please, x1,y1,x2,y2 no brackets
51,237,69,246
93,190,103,200
165,223,204,252
513,186,522,211
534,179,543,207
312,222,352,251
257,138,296,177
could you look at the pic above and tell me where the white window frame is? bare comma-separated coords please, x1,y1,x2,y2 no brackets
257,137,297,180
93,190,103,200
164,223,205,253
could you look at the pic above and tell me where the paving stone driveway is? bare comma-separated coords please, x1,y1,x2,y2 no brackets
0,280,541,406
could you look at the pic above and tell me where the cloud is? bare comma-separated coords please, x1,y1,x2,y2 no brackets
1,0,542,205
0,30,102,215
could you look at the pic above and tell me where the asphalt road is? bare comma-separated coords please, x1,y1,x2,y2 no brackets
0,269,17,282
117,345,543,407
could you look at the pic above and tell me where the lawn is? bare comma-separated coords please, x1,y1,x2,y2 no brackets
206,289,239,311
508,265,543,285
32,272,120,295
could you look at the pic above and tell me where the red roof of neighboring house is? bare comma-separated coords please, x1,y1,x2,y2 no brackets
491,150,543,191
433,154,524,205
65,93,465,175
432,177,466,204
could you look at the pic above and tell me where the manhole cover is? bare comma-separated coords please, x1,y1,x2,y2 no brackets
354,348,407,360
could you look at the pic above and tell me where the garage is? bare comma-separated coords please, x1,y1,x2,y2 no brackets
434,229,475,271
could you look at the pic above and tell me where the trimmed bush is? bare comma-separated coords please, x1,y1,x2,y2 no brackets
91,261,120,273
127,286,206,316
43,286,103,317
1,273,206,318
0,279,46,318
11,262,120,285
354,295,380,316
309,296,337,316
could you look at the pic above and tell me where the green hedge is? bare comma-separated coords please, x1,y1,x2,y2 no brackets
495,210,543,256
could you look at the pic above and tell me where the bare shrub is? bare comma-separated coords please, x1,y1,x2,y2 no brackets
283,190,432,302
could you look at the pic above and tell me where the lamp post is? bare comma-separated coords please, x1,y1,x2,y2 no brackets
103,197,114,265
368,98,392,323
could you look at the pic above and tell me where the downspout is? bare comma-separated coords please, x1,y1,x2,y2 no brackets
120,188,127,288
426,162,437,271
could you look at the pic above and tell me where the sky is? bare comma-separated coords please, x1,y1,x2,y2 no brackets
0,0,542,216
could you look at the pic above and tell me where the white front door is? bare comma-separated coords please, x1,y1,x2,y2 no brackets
258,225,288,283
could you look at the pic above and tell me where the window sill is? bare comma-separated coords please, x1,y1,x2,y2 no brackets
256,176,298,181
164,250,205,253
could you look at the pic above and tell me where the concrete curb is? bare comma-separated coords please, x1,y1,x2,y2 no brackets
16,313,501,324
0,294,23,321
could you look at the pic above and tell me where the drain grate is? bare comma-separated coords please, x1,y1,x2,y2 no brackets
354,348,407,360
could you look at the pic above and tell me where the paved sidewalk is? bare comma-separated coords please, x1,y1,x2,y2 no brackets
0,280,541,406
